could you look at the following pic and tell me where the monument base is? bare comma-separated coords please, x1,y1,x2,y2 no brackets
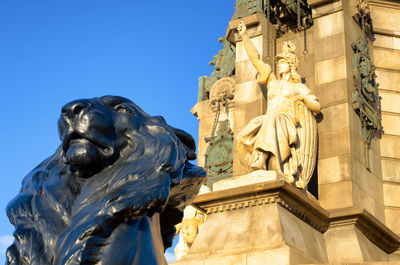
171,179,400,265
212,170,287,191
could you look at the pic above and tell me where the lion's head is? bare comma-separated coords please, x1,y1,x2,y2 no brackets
6,96,205,265
58,96,152,177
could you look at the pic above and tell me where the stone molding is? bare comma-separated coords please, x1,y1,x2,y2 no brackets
192,180,400,254
370,0,400,9
308,0,335,7
193,180,330,233
370,0,400,38
330,207,400,253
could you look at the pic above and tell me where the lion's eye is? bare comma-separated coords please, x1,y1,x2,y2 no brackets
113,104,132,114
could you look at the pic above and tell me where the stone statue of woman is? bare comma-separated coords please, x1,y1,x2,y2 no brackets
236,22,321,189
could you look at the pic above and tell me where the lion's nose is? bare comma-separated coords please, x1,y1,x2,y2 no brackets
61,100,90,117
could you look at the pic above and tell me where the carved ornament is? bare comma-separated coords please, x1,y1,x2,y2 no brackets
233,0,313,36
351,0,383,170
204,119,234,187
209,77,235,111
198,37,236,102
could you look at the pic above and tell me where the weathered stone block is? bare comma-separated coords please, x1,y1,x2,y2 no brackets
236,35,265,63
318,102,349,133
189,204,284,253
384,183,400,208
319,181,353,210
314,79,348,108
235,60,258,84
385,207,400,235
381,136,400,158
318,128,351,159
324,225,364,263
197,137,207,167
382,113,400,136
234,80,266,106
351,151,384,214
318,154,351,185
204,254,246,265
352,181,382,221
375,69,400,93
349,130,368,169
297,53,315,79
278,206,328,263
247,247,291,265
276,30,315,57
381,91,400,113
374,34,400,50
315,56,347,85
213,171,286,191
382,158,400,182
314,11,344,39
371,4,400,35
198,116,216,140
314,33,345,62
374,48,400,71
233,102,265,131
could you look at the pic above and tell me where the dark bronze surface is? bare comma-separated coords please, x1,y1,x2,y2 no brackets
6,96,206,265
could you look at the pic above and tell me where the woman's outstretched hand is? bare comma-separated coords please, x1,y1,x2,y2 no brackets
238,21,247,37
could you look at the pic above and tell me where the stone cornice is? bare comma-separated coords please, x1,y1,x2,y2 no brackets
370,0,400,9
308,0,336,7
192,180,330,233
330,207,400,253
192,180,400,254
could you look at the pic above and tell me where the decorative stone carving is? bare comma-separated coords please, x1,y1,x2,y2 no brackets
236,22,321,189
202,77,235,186
233,0,265,19
269,0,313,35
209,77,235,112
233,0,313,36
174,185,210,261
353,0,374,41
351,0,383,171
6,96,206,265
198,37,236,102
204,119,234,186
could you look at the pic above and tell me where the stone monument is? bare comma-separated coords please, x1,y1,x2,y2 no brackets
173,0,400,264
6,96,206,265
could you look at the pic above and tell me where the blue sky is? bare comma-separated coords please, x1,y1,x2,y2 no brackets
0,1,235,263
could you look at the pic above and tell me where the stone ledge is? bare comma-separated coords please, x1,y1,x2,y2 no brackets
330,207,400,253
212,170,286,191
308,0,335,6
192,180,400,254
193,180,330,233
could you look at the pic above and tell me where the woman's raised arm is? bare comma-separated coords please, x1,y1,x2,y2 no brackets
237,22,273,85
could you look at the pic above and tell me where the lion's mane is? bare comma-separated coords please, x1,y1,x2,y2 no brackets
6,96,205,265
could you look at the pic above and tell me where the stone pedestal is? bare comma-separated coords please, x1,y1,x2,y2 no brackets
171,179,400,265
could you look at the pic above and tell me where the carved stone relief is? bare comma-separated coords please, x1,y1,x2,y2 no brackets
351,0,383,170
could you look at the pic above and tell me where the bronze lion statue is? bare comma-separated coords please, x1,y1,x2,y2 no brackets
6,96,206,265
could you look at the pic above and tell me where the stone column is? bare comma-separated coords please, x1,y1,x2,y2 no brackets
299,0,386,222
369,0,400,235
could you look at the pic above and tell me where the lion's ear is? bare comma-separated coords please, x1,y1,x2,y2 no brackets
168,126,197,160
